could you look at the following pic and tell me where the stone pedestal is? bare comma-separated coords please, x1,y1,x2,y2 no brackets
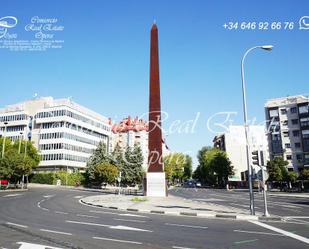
145,172,166,197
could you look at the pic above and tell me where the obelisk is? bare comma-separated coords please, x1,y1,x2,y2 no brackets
145,22,166,197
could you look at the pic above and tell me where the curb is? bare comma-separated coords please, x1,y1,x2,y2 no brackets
0,188,29,193
80,199,277,221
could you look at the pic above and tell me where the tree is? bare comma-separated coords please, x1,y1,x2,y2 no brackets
94,162,118,185
122,144,144,186
266,157,288,182
0,138,40,183
164,153,188,184
85,142,112,181
300,169,309,180
194,147,234,187
183,155,193,180
111,143,125,173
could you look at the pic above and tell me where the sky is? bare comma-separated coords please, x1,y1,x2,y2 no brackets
1,0,308,167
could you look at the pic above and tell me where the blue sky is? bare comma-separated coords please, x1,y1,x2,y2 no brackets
1,0,308,167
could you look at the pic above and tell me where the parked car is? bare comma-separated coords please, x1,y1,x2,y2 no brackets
195,182,202,188
0,179,9,189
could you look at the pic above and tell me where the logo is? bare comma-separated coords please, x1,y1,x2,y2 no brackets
299,16,309,30
0,16,18,38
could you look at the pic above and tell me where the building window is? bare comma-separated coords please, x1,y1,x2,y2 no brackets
283,131,289,137
296,154,302,160
281,109,287,115
295,142,301,148
293,130,300,137
269,109,279,117
282,120,288,126
285,143,291,148
292,119,298,125
290,107,297,114
300,117,309,127
286,155,292,160
299,105,309,114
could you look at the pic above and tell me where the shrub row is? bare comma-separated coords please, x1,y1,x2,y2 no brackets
30,172,85,186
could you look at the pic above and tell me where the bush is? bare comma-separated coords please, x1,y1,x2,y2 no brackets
30,172,85,186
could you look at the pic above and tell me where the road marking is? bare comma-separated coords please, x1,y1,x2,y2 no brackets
55,211,68,215
66,220,110,227
234,229,284,236
66,220,152,232
249,220,309,244
17,242,64,249
73,195,84,199
114,218,146,223
93,236,142,245
3,194,22,197
285,216,309,219
6,222,28,228
37,200,49,211
43,195,55,198
90,210,119,215
40,229,72,236
234,239,259,245
109,225,152,232
76,214,99,218
173,246,196,249
165,223,208,229
119,213,149,218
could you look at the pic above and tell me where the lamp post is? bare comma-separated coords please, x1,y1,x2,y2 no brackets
1,121,8,158
241,45,273,215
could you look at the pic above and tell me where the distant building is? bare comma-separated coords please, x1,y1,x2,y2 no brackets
0,97,111,172
111,116,170,170
213,125,269,181
265,95,309,172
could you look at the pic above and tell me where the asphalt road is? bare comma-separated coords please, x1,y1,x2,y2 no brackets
170,187,309,217
0,187,308,249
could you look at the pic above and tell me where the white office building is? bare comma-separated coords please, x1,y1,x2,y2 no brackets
213,125,269,181
0,97,111,172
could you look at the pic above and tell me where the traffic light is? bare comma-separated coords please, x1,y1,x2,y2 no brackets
251,150,260,166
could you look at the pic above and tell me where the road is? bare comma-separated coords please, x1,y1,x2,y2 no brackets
0,187,308,249
170,187,309,217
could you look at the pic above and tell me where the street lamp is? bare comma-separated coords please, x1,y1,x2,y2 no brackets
1,121,8,158
241,45,273,215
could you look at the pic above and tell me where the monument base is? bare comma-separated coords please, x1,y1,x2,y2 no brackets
145,172,166,197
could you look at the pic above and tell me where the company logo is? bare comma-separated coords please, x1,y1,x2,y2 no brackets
299,16,309,30
0,16,18,38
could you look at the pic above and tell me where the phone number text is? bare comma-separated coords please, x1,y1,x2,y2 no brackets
223,22,294,30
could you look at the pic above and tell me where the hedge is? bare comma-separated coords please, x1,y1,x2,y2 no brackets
30,172,85,186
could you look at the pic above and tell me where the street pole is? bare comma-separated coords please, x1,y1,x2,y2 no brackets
19,132,23,188
22,138,27,189
118,171,122,196
261,166,270,217
1,122,8,158
241,45,273,215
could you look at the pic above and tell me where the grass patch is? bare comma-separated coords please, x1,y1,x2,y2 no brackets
131,197,148,202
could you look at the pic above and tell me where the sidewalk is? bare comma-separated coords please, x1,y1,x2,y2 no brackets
80,193,266,221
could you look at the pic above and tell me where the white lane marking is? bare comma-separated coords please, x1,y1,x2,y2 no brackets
119,213,149,218
109,225,152,232
66,220,109,227
249,220,309,244
55,211,68,215
66,220,152,232
17,242,64,249
3,194,22,198
173,246,196,249
90,210,119,215
73,195,84,199
6,222,28,228
76,214,99,218
234,229,285,236
285,216,309,219
43,195,55,198
37,199,49,212
40,229,72,236
93,236,142,245
165,223,208,229
114,218,146,223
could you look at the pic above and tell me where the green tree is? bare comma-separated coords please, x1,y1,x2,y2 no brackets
85,142,111,181
266,157,288,182
300,169,309,180
164,153,187,184
111,143,125,173
183,155,193,180
210,151,234,187
122,144,144,186
94,162,118,185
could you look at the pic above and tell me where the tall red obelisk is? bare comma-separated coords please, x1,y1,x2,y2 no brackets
145,22,166,197
148,23,163,173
